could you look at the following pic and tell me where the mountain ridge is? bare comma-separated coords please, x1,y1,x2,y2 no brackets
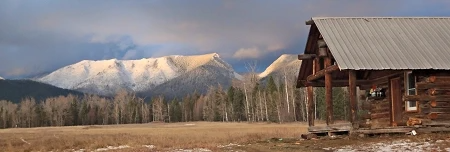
35,53,301,98
38,53,241,97
258,54,301,81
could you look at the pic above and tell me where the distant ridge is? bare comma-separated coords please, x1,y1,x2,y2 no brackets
35,53,302,98
259,54,302,80
0,80,83,103
38,53,241,97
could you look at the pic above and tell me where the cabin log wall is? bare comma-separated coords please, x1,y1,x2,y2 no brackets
360,72,450,129
359,72,405,129
405,74,450,126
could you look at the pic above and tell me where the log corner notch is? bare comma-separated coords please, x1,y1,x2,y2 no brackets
305,19,314,25
298,54,317,60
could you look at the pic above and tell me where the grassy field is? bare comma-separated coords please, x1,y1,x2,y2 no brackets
0,122,308,151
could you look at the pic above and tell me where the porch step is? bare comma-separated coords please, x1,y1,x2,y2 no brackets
307,123,353,132
304,123,352,139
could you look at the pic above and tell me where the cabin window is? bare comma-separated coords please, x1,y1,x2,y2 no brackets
406,72,417,111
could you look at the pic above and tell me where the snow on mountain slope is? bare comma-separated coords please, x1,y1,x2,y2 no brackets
259,54,302,79
145,56,239,98
39,53,241,96
0,76,3,80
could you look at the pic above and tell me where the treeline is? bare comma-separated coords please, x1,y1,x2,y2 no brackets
0,75,350,129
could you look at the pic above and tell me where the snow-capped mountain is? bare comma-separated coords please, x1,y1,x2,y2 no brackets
0,76,4,80
259,54,302,80
39,53,241,96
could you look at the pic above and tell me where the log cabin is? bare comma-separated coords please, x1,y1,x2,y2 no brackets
297,17,450,135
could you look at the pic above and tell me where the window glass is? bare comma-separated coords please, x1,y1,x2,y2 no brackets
406,72,417,111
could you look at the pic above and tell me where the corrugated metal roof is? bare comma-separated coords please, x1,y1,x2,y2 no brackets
312,17,450,70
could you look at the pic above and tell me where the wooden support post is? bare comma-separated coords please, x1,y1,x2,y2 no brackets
307,86,315,126
312,58,319,75
325,57,333,125
314,58,320,74
348,70,357,124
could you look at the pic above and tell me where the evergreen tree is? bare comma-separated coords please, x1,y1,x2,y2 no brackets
315,87,326,120
227,86,235,121
80,100,89,125
267,76,278,94
69,98,79,126
333,88,349,121
169,99,182,122
233,88,246,121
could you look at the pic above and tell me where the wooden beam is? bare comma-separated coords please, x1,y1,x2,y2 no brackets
300,80,370,87
426,76,450,83
421,107,450,114
306,65,339,81
371,112,390,119
298,54,317,60
355,128,414,134
427,88,450,96
369,71,405,85
325,57,333,125
348,70,357,124
417,82,450,90
428,113,450,120
422,121,450,126
308,123,352,132
307,86,314,126
404,95,450,101
417,127,450,133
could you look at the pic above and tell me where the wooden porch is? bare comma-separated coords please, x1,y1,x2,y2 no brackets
297,40,361,136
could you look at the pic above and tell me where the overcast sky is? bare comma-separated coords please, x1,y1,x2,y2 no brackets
1,0,450,78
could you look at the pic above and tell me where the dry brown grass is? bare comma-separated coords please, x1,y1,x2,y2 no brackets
0,122,308,151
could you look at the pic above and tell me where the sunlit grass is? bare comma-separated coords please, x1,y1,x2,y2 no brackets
0,122,308,151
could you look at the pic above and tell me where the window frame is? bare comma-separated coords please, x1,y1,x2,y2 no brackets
405,71,418,112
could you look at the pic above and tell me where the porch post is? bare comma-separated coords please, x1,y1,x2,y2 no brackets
325,57,333,125
313,58,319,74
348,70,357,124
307,86,314,126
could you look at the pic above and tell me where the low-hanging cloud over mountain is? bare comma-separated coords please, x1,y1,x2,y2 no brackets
1,0,450,78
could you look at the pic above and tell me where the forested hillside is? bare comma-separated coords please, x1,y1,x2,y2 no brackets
0,80,83,103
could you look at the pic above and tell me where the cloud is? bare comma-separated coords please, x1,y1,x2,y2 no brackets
267,43,286,52
233,47,262,59
1,0,450,77
6,68,28,76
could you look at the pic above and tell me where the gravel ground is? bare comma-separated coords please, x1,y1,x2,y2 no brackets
227,132,450,152
330,138,450,152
